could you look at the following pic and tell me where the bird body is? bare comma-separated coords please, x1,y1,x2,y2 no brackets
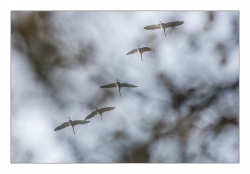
126,45,155,62
100,79,138,96
115,80,120,89
54,117,90,135
68,119,75,134
85,107,115,121
144,21,184,37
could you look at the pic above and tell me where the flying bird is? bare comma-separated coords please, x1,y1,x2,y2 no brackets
54,117,90,135
126,45,155,62
144,21,184,37
85,107,115,121
100,79,138,96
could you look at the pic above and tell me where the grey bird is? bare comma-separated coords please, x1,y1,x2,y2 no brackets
126,45,155,62
100,79,138,97
85,107,115,121
54,117,90,135
144,21,184,37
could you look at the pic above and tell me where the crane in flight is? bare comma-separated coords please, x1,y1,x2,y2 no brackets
126,45,155,62
144,21,184,37
54,117,90,135
100,79,138,97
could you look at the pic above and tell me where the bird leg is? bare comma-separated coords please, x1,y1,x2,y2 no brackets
119,88,121,97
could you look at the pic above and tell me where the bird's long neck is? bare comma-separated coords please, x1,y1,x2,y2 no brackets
116,79,120,87
96,107,99,112
138,45,141,52
97,108,102,116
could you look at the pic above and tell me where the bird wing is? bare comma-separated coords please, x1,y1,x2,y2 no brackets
126,49,138,55
100,83,116,88
141,47,155,52
99,107,115,114
163,21,184,28
54,122,70,131
85,111,98,120
72,120,90,126
144,24,161,30
120,83,138,88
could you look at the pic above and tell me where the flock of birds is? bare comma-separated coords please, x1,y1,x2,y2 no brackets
54,20,184,135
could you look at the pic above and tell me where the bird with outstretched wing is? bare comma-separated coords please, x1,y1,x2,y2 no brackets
144,21,184,37
85,107,115,121
126,45,155,61
54,117,90,135
100,79,138,96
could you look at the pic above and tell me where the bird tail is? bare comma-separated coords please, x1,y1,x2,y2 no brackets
164,29,166,37
141,54,143,62
73,127,75,135
119,88,121,97
101,115,102,121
